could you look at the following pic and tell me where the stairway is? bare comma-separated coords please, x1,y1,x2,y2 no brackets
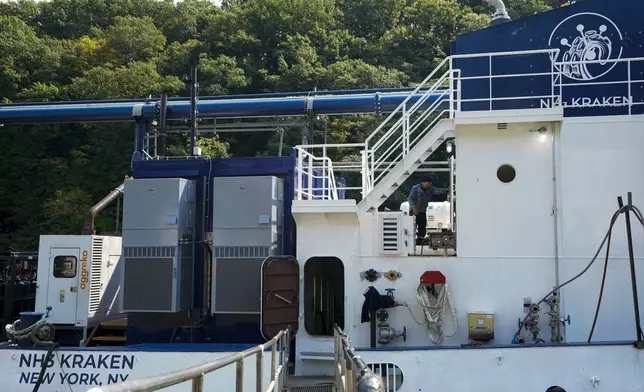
294,65,457,209
357,118,453,214
83,317,127,347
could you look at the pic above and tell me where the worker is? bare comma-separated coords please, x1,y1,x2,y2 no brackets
407,175,449,245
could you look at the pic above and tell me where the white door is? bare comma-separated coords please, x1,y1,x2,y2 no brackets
46,247,80,324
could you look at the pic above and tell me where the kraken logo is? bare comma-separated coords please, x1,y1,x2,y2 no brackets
549,12,623,81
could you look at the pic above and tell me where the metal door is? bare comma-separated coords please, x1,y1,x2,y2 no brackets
260,256,300,340
47,248,81,324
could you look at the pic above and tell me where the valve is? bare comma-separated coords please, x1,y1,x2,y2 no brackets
375,309,406,344
562,314,571,325
384,269,402,281
385,288,395,299
359,269,381,282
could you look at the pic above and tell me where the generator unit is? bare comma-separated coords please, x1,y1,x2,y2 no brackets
121,177,196,313
35,235,123,328
210,176,284,329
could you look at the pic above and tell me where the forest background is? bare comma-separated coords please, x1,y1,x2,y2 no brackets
0,0,572,251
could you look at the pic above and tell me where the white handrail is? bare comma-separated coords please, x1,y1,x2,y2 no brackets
87,329,290,392
334,325,385,392
294,48,571,202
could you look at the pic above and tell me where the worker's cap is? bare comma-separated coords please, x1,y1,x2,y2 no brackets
421,175,433,183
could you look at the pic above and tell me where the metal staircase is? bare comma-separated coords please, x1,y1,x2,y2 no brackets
294,48,563,213
295,59,458,213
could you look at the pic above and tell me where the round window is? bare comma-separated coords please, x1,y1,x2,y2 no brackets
497,164,516,183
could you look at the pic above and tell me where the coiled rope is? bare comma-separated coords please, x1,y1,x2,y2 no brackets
1,318,56,347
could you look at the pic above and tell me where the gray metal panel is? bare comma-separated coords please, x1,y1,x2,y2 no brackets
122,257,174,312
122,177,195,247
213,257,264,313
212,176,283,249
121,177,196,313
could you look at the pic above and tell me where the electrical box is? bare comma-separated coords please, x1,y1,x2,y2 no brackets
211,176,284,315
35,235,124,327
468,312,495,341
121,178,196,313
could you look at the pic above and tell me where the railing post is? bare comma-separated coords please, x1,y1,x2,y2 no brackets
296,150,304,200
236,356,244,392
488,55,493,111
360,150,367,199
322,145,328,199
256,348,263,392
307,154,313,199
192,374,204,392
628,59,632,115
271,339,277,384
449,58,455,119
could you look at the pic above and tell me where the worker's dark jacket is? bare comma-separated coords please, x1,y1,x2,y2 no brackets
407,184,448,212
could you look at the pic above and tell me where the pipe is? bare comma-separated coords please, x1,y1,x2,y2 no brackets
0,93,447,125
0,87,440,108
189,65,198,156
484,0,511,24
550,121,562,342
158,93,168,156
82,183,125,235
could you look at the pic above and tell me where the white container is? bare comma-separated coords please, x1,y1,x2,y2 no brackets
426,201,451,230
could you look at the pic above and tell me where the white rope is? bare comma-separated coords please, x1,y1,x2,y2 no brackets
416,282,458,344
1,318,55,347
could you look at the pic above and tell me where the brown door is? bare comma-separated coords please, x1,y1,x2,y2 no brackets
261,256,300,341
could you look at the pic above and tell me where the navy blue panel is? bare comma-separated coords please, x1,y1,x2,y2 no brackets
453,0,644,117
126,155,297,345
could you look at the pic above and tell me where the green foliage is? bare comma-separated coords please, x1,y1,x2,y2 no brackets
0,0,559,250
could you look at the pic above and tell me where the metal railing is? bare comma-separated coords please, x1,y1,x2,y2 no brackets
87,329,290,392
294,48,566,202
334,325,385,392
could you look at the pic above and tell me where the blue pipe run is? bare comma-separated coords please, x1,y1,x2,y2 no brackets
0,92,449,125
0,87,443,107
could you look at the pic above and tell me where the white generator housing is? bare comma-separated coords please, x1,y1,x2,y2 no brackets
35,235,124,327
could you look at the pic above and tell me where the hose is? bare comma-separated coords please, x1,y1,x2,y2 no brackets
513,203,644,342
415,282,457,344
588,205,644,342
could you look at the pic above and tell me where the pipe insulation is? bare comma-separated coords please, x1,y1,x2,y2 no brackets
0,91,449,125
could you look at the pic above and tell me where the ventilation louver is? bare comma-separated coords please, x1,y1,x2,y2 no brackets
89,237,104,314
379,213,402,255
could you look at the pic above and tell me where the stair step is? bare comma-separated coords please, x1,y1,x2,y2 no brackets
92,336,127,342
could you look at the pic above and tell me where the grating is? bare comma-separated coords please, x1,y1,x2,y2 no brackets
289,385,334,392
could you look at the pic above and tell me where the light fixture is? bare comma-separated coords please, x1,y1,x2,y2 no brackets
529,127,548,143
446,139,453,154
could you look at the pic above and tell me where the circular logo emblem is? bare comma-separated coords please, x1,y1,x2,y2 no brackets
548,12,623,81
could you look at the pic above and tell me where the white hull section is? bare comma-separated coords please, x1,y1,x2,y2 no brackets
292,112,644,378
357,343,644,392
0,348,274,392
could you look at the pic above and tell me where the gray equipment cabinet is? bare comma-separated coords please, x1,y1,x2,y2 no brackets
121,178,196,313
211,176,284,316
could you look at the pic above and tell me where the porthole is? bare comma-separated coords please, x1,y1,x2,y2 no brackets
367,363,404,391
497,164,516,183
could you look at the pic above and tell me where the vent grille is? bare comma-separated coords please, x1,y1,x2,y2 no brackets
367,362,404,392
89,238,104,313
213,246,271,258
124,246,176,258
497,122,508,130
380,214,401,255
